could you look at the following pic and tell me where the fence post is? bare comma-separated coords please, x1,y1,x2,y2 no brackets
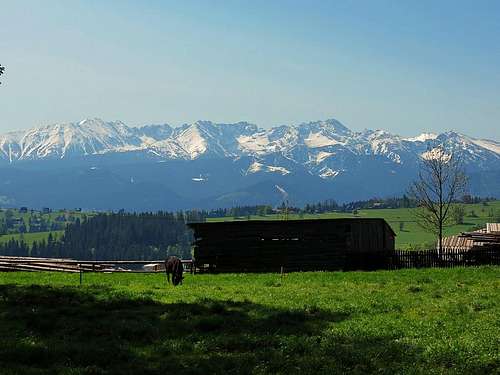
79,264,83,285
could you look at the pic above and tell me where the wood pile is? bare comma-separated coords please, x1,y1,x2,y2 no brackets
0,256,105,272
442,223,500,252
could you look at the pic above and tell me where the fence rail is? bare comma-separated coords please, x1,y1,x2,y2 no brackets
0,256,194,273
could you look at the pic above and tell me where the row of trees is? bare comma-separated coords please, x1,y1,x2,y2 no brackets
0,212,194,260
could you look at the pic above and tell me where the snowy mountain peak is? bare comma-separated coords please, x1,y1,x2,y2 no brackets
0,118,498,175
0,117,498,209
405,133,438,142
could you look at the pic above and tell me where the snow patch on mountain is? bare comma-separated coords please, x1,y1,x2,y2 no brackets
304,132,344,148
174,124,208,159
315,151,334,163
247,161,290,175
237,133,270,154
405,133,438,142
319,167,341,179
421,147,452,161
471,138,500,155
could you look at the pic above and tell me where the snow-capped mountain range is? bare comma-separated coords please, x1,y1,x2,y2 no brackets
1,118,499,169
0,118,498,210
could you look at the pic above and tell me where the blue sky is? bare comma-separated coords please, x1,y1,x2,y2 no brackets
0,0,499,138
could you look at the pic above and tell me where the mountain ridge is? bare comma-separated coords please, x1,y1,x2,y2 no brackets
0,118,498,210
1,118,498,166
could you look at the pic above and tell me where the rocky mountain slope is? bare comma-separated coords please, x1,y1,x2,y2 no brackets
0,118,498,210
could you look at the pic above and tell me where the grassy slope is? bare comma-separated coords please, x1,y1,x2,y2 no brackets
0,267,498,374
0,230,64,246
0,208,89,222
209,201,500,249
0,208,90,247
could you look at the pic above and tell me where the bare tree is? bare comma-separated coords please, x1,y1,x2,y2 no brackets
0,64,4,84
409,145,468,252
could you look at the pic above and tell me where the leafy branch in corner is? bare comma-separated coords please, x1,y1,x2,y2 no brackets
0,64,5,84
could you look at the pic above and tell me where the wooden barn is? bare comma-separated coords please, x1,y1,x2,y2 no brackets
188,218,395,272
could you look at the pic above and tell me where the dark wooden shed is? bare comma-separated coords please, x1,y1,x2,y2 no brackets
188,218,396,272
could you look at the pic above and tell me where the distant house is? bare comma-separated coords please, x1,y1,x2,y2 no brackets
189,218,396,272
442,223,500,252
42,207,52,214
12,217,24,225
19,207,28,214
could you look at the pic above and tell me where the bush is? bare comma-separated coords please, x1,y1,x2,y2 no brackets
452,205,465,224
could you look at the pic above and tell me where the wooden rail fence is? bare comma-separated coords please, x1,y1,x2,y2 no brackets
0,256,194,274
0,248,498,275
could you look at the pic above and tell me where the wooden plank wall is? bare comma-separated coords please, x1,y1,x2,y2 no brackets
190,219,394,272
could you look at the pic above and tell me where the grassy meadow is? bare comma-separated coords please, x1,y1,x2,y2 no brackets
0,208,89,223
0,230,64,246
0,267,499,374
209,201,500,249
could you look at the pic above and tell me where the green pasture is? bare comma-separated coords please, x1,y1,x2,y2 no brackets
0,267,498,374
0,230,64,246
208,201,500,249
0,208,89,221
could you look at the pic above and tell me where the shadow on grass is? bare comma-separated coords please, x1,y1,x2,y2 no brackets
0,284,459,374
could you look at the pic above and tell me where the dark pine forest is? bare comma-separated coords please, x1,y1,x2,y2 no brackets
0,212,198,260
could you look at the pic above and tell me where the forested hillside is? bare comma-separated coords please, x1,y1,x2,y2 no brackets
0,212,196,260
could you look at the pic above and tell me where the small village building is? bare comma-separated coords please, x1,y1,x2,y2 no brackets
188,218,396,272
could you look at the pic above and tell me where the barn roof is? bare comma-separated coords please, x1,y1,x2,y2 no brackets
188,217,396,236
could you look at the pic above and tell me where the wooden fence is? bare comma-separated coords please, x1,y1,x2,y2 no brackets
275,247,500,272
194,247,500,273
0,248,498,275
386,247,500,270
0,256,194,274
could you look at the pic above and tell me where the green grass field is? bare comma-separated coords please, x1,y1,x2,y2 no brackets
0,230,64,246
209,201,500,249
0,208,89,222
0,267,498,374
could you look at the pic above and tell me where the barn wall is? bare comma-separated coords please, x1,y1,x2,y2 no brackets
189,218,395,272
